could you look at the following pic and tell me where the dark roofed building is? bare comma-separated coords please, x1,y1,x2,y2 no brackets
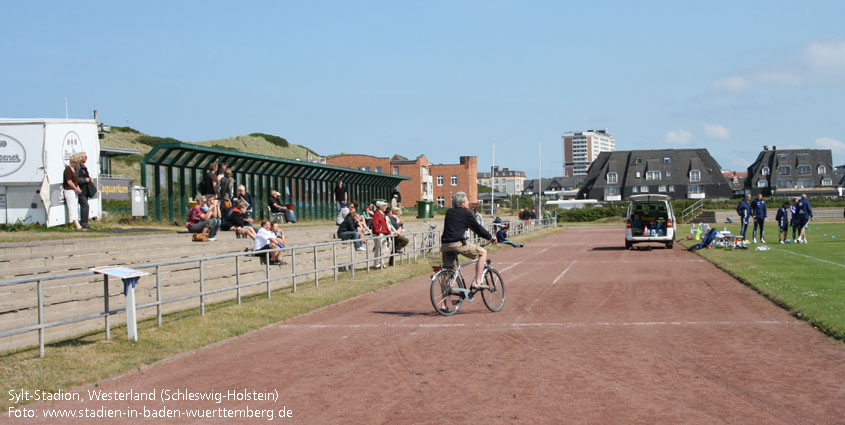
746,147,837,197
577,149,732,201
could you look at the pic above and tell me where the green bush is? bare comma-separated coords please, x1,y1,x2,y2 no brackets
249,133,289,148
112,153,143,165
557,206,623,222
136,135,181,147
110,126,140,134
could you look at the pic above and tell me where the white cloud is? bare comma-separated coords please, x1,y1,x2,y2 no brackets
704,124,731,140
758,71,802,85
815,137,845,155
665,129,693,145
712,76,749,93
804,39,845,75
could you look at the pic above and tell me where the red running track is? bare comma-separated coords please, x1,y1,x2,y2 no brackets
7,227,845,424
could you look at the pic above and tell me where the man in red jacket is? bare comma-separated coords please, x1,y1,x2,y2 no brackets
370,201,391,268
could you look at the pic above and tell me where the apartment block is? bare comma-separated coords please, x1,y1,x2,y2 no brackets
563,129,616,177
477,166,526,196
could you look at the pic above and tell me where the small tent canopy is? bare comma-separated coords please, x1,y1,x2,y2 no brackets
141,143,409,223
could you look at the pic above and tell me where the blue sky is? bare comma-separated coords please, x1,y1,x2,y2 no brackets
3,1,844,178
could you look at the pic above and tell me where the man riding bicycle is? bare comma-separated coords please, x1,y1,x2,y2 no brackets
441,192,496,289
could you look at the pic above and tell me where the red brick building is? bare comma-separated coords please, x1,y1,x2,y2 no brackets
327,154,478,207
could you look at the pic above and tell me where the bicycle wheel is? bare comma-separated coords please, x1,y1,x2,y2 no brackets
430,269,462,316
481,268,506,312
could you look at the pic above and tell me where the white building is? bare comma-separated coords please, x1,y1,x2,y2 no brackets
563,129,616,177
477,166,526,196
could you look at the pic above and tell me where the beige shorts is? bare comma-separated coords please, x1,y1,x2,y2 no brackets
63,189,79,221
441,241,484,267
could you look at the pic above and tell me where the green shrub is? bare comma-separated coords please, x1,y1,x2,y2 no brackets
136,135,181,147
557,206,622,222
112,153,143,165
110,126,140,134
249,133,289,148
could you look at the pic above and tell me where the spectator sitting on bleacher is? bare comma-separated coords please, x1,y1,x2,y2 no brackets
186,195,221,241
269,191,286,214
253,220,284,265
223,200,256,238
336,201,350,225
351,202,371,236
233,185,254,218
271,221,287,249
338,210,365,251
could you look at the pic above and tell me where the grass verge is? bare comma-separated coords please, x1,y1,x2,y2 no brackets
681,222,845,340
0,226,563,410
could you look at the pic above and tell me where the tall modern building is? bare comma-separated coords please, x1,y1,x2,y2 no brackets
563,129,616,177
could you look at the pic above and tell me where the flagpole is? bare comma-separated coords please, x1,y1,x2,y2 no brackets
491,142,495,216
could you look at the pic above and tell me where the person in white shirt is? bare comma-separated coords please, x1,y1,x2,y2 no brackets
253,220,284,264
336,201,350,225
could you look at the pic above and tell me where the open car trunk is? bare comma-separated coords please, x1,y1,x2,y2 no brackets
630,202,670,237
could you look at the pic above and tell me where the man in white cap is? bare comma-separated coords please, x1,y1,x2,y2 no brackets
370,201,391,268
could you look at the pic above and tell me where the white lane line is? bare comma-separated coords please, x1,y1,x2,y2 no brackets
498,261,524,273
537,248,549,254
769,248,845,267
276,320,792,330
552,261,576,285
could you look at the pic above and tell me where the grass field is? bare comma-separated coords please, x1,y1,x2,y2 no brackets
682,222,845,340
0,227,563,410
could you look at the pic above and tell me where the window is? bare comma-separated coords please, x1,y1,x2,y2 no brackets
604,187,620,196
688,184,702,194
393,166,399,175
635,171,641,178
797,165,811,174
669,185,675,192
641,185,649,192
376,166,383,173
798,153,809,161
778,154,788,161
822,178,833,186
757,180,768,188
663,157,671,164
360,166,370,172
646,171,661,180
436,196,445,207
666,170,671,177
634,157,643,165
437,175,443,186
689,170,701,182
607,172,618,183
632,186,638,193
818,165,827,174
658,185,667,192
776,179,793,188
451,175,458,185
797,179,813,188
762,167,770,176
777,166,791,175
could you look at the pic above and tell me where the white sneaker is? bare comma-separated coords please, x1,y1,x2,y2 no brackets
209,238,216,241
356,247,366,251
752,238,757,243
779,240,784,244
761,239,766,243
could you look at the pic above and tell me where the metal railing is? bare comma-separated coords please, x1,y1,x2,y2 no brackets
0,218,556,357
680,199,705,223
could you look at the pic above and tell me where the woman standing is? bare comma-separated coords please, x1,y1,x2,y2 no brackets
63,154,84,230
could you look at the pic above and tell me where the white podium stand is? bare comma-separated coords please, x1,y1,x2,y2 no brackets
92,267,149,342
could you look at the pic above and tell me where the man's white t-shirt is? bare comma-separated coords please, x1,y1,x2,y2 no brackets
254,228,276,251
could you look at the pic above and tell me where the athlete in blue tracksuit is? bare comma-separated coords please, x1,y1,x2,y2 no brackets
775,202,789,244
795,194,813,243
750,193,767,243
737,194,751,242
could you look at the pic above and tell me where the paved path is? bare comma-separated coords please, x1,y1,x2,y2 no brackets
9,227,845,424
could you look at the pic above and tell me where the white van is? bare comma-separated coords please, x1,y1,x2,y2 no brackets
625,194,675,249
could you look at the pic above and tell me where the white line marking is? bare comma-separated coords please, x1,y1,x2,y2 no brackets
276,320,792,330
552,261,576,285
498,261,523,273
769,248,845,267
537,248,549,254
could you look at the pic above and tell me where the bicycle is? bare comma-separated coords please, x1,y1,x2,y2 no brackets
429,247,505,316
421,221,438,255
